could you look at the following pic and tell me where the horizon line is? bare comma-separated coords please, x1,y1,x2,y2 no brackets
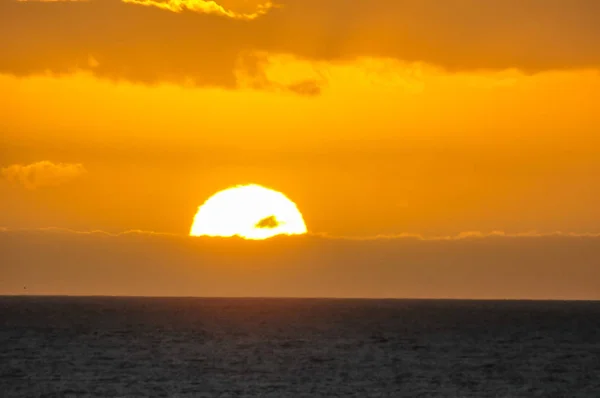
2,294,599,303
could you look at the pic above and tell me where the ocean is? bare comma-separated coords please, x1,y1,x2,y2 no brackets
1,297,599,397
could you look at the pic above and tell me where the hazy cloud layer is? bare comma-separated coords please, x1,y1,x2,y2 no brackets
2,228,599,299
1,161,86,189
1,0,599,90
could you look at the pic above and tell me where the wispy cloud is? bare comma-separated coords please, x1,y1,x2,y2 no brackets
2,161,87,190
16,0,89,2
121,0,275,20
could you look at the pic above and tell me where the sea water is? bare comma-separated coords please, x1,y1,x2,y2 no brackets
1,297,599,397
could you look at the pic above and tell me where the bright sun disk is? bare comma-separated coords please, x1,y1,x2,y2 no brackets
190,184,307,240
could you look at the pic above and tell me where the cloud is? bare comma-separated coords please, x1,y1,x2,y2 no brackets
1,161,86,189
122,0,275,20
16,0,89,2
255,216,280,229
1,228,599,300
1,0,599,91
233,51,326,95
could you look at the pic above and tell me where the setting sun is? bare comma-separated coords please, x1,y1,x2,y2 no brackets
189,184,307,240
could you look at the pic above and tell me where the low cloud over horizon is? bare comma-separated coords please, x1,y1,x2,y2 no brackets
2,228,598,300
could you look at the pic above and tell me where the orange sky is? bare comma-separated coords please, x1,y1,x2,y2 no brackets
1,0,599,298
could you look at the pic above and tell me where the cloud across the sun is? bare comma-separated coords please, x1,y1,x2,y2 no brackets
2,228,599,300
1,161,86,190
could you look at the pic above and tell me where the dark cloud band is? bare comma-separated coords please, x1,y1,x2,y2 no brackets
1,0,599,91
2,228,599,299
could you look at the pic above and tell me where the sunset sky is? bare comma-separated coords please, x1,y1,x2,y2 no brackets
2,0,599,299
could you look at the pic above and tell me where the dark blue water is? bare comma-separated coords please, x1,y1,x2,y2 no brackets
1,297,599,397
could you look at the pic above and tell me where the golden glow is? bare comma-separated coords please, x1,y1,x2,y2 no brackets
190,184,307,240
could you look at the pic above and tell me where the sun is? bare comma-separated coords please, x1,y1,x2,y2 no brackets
190,184,307,240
